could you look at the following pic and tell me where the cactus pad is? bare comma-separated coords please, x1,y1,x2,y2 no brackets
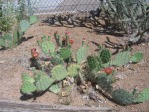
41,41,55,54
111,51,130,66
67,64,81,77
50,56,64,65
112,89,133,105
99,49,111,64
87,56,98,70
129,52,143,63
35,71,55,92
76,46,87,64
19,20,30,32
22,73,35,83
29,15,38,25
51,65,68,81
49,84,61,94
59,47,71,60
21,82,36,94
134,88,149,103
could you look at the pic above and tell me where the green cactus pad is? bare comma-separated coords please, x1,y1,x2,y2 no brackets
111,51,130,66
87,56,98,70
96,73,113,92
59,47,71,60
129,52,143,63
99,49,111,64
22,73,35,83
35,72,55,92
76,46,87,64
29,15,38,25
51,65,68,81
50,56,64,65
0,38,5,47
21,82,36,94
112,89,133,105
49,84,61,94
19,20,30,32
41,41,55,54
134,88,149,103
67,64,81,77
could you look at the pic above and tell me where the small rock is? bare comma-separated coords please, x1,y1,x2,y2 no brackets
61,92,69,97
62,80,68,87
95,85,99,90
0,60,5,64
82,95,89,100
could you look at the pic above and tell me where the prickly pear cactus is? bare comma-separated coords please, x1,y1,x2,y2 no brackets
76,46,88,64
29,15,38,25
134,88,149,103
96,73,113,92
51,65,68,81
19,20,30,32
41,41,55,55
0,38,5,47
99,49,111,64
22,73,35,83
21,73,36,94
59,47,71,60
67,64,81,77
111,51,130,66
21,82,37,94
34,71,55,92
49,84,61,94
112,89,134,105
87,56,98,70
129,52,143,63
50,56,64,65
87,56,102,71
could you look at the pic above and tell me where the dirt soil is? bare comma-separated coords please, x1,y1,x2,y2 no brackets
0,22,149,112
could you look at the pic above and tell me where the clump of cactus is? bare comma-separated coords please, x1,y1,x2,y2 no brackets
20,31,149,106
0,16,38,49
